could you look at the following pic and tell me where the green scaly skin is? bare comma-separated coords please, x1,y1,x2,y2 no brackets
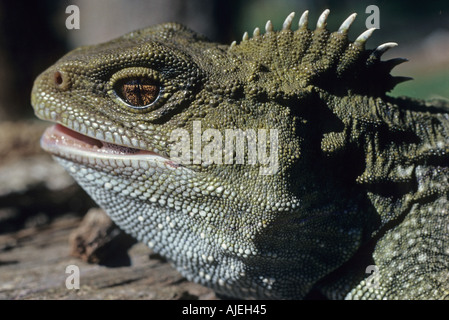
31,10,449,299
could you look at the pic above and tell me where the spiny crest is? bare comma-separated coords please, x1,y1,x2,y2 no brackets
229,9,411,96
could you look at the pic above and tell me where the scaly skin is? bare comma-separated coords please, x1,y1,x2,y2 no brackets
31,10,449,299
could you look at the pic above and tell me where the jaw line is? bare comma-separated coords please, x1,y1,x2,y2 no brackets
40,124,184,170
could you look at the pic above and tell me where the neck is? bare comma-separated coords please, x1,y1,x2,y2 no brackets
322,93,449,229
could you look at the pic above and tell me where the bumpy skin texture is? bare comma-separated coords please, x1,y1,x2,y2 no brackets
32,10,449,299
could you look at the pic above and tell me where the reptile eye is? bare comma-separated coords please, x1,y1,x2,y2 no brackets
117,78,160,110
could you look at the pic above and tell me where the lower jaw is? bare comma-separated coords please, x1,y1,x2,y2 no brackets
41,123,161,156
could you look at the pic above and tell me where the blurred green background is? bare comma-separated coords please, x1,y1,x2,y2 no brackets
0,0,448,121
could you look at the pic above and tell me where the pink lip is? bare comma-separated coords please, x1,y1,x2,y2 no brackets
41,124,156,156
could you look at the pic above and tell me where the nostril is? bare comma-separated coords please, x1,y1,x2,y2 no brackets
54,71,63,85
53,70,70,90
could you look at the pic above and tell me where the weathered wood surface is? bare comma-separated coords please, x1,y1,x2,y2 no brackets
0,215,216,300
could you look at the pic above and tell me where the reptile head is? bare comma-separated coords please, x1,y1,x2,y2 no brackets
32,10,411,298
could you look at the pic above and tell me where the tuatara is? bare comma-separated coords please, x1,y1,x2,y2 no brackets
31,9,449,299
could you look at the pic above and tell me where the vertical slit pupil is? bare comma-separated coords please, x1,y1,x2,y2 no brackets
121,78,158,107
